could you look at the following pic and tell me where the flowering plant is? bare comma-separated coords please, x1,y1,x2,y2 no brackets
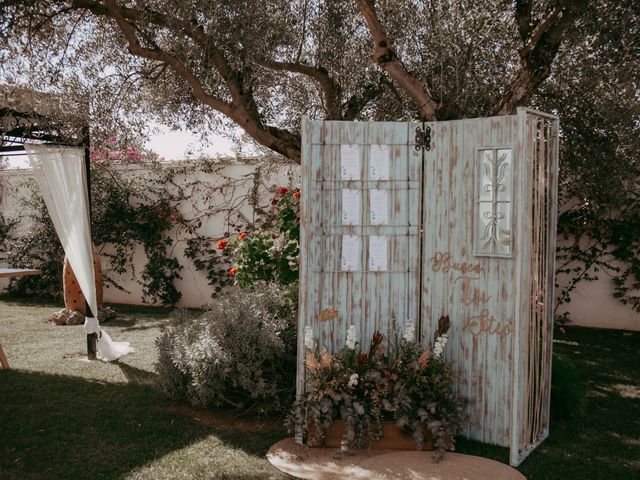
288,316,464,461
216,187,300,288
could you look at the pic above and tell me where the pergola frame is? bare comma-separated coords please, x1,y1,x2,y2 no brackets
0,85,98,359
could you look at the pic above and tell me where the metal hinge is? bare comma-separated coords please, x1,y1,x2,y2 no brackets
415,125,431,151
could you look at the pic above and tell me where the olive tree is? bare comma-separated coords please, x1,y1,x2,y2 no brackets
1,0,638,313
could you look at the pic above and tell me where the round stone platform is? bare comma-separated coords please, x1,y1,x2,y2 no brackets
267,438,526,480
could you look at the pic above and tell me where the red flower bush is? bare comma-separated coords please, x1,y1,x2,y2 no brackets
229,267,238,276
217,239,228,250
278,187,289,195
239,232,247,240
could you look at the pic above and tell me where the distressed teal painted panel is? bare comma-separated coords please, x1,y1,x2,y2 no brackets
420,115,519,448
297,120,422,359
509,109,559,466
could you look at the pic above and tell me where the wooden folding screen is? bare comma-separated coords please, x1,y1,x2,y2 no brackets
297,108,559,466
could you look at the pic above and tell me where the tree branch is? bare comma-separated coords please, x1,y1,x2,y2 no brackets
353,0,438,121
102,0,233,117
491,0,586,115
73,0,207,45
73,0,245,104
76,0,301,162
258,59,342,119
341,78,389,121
515,0,534,43
519,3,564,59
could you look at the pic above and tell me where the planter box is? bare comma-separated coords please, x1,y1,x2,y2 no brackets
308,420,434,450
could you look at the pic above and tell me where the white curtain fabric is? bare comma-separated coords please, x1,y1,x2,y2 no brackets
97,330,132,362
25,143,132,362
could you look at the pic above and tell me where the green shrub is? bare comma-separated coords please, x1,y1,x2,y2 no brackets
155,310,200,400
155,283,297,413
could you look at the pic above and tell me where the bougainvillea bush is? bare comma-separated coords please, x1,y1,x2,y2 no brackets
288,316,464,461
155,282,297,413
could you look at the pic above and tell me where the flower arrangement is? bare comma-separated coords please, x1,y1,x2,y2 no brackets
288,316,465,461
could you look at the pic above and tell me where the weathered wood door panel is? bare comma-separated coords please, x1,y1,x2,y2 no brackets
298,120,422,364
421,115,519,448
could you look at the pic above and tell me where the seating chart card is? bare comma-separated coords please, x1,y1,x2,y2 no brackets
369,189,389,225
369,145,390,180
341,235,361,272
341,189,361,225
340,144,361,180
368,235,388,271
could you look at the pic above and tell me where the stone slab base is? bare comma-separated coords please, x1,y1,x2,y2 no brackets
267,438,526,480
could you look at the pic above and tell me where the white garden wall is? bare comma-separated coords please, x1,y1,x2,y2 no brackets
555,265,640,331
0,158,299,308
1,160,638,330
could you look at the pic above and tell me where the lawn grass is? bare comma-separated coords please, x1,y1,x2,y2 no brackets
0,298,292,480
1,298,638,479
455,327,640,479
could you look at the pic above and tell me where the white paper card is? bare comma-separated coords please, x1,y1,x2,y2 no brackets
341,235,361,272
369,235,388,272
369,189,389,225
369,145,390,180
341,189,361,225
340,145,361,180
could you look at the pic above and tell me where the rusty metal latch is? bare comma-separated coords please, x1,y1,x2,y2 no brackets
414,125,431,151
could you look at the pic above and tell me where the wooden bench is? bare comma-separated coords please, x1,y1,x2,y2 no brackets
0,269,41,369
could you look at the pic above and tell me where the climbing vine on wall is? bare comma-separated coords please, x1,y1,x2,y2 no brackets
0,212,16,263
2,188,64,298
1,142,294,305
555,195,640,319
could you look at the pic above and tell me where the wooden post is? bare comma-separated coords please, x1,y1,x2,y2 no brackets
83,127,97,360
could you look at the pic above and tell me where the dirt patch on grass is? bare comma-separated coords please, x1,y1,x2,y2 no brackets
160,404,287,433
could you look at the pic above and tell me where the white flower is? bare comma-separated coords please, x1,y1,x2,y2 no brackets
304,326,314,350
403,319,415,343
348,373,359,388
346,324,357,349
433,334,448,359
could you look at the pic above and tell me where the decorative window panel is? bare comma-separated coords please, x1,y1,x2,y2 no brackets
474,148,513,257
